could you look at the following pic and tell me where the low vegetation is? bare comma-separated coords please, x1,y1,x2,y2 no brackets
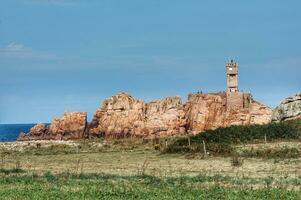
0,120,300,199
164,119,301,157
0,171,301,199
235,142,301,159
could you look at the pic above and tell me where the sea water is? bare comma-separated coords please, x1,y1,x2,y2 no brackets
0,124,36,142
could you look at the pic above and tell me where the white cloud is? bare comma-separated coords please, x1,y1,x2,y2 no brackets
0,42,58,60
6,43,25,51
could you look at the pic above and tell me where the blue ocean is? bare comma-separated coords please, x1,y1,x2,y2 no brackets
0,124,36,142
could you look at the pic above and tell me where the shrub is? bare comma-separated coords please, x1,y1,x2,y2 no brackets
164,120,301,155
195,122,300,144
0,168,26,175
44,171,58,182
240,146,300,159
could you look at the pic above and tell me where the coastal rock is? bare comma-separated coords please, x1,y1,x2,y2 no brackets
90,93,186,138
89,93,146,138
272,92,301,122
18,123,47,141
249,100,273,125
28,123,47,136
19,92,273,140
48,112,88,140
90,92,272,137
184,93,227,133
144,97,186,137
185,93,272,134
18,112,88,141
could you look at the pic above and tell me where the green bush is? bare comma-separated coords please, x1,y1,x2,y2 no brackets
0,168,26,175
239,146,300,159
44,171,58,182
196,122,300,144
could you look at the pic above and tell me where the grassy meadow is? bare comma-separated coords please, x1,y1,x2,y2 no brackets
0,119,301,199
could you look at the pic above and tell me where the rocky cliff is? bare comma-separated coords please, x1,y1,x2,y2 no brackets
89,93,186,138
272,92,301,122
18,112,88,141
90,92,272,137
178,93,271,134
19,92,272,140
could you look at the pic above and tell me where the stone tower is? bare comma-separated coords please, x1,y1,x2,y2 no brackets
225,60,252,110
226,60,239,92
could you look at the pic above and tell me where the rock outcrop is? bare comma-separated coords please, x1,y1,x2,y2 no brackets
89,93,186,138
19,92,273,140
90,92,272,137
184,93,272,134
18,123,47,141
144,97,186,137
18,112,88,141
89,93,146,138
272,92,301,122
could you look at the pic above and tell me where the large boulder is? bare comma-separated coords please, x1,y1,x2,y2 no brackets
28,123,47,136
18,123,47,141
48,112,88,140
18,112,88,141
272,92,301,122
89,93,146,138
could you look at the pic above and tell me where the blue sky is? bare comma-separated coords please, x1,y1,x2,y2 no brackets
0,0,300,123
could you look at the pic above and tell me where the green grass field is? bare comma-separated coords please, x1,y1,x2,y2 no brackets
0,119,300,199
0,172,301,199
